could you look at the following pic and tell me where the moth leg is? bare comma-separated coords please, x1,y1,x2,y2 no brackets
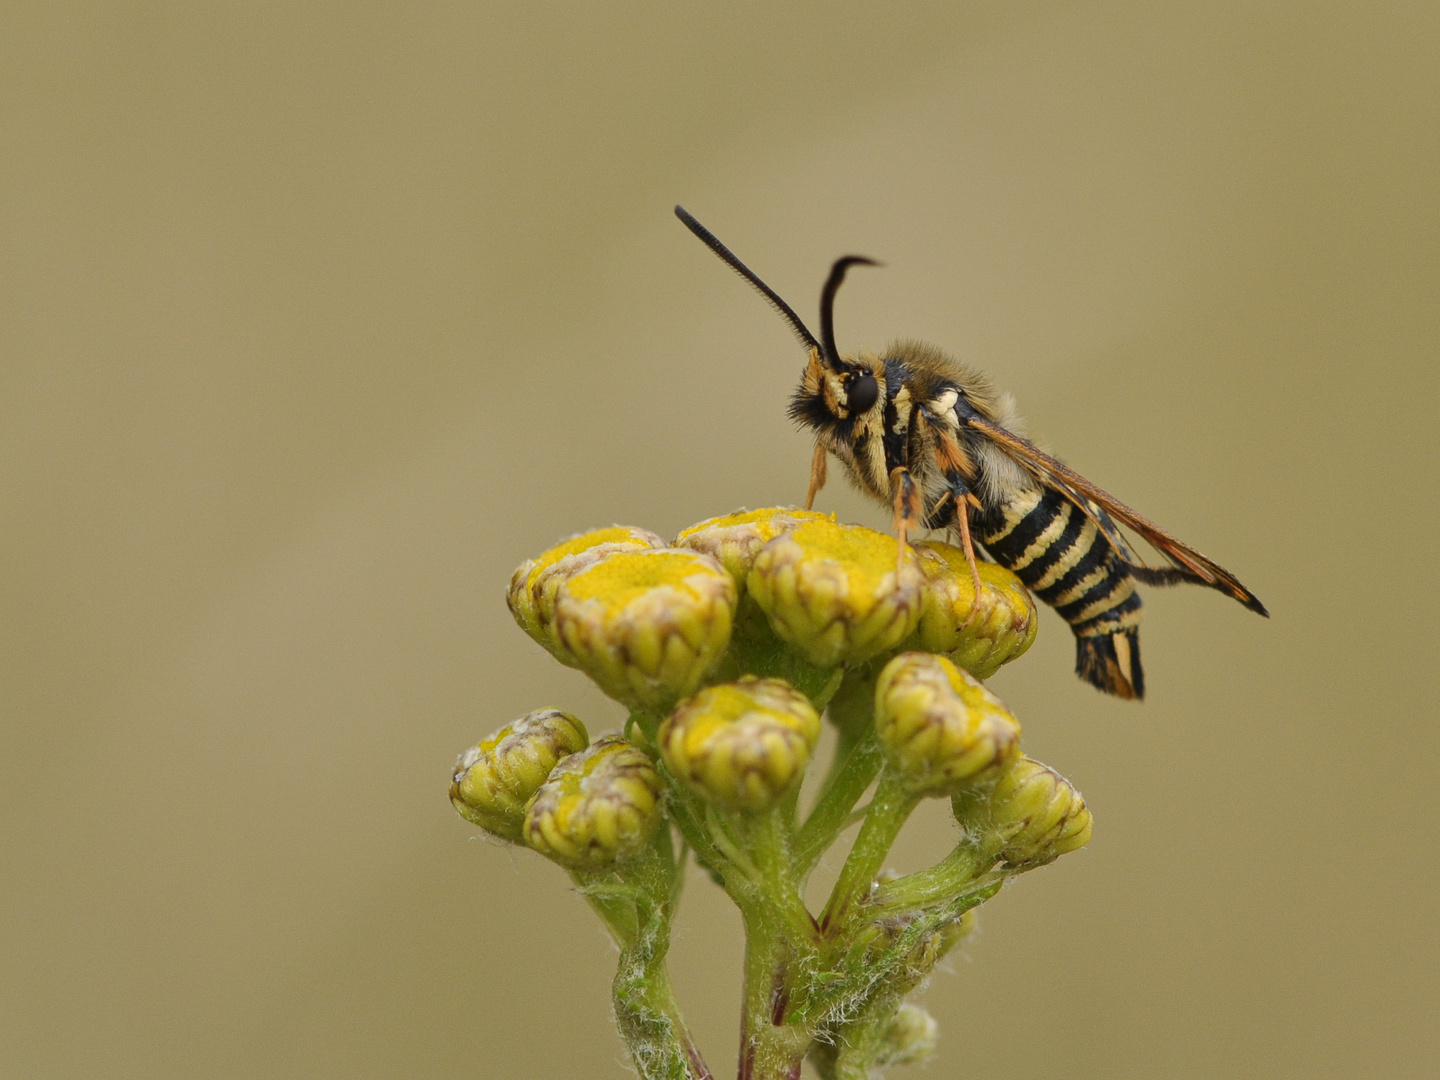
940,476,988,628
889,466,923,575
924,489,953,529
804,442,828,511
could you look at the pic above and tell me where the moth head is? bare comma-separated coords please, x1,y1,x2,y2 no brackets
792,253,885,424
805,350,882,421
841,364,880,413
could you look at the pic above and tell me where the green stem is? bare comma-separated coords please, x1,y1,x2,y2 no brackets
660,769,752,897
825,994,898,1080
721,806,819,1079
800,886,997,1053
599,834,713,1080
806,1040,838,1080
625,707,677,749
743,809,819,943
793,732,882,881
576,881,640,944
824,664,881,758
866,838,999,914
613,949,712,1080
793,664,885,881
612,928,711,1080
819,769,919,931
737,904,811,1080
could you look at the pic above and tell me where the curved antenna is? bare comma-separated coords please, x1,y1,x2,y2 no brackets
674,206,820,352
819,256,880,369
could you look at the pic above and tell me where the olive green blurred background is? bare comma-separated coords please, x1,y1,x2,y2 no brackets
3,3,1437,1078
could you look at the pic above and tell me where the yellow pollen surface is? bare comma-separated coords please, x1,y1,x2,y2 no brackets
528,527,647,584
677,507,830,542
564,551,716,612
477,727,511,756
790,521,897,595
697,683,763,722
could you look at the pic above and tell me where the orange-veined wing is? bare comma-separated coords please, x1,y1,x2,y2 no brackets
965,414,1268,616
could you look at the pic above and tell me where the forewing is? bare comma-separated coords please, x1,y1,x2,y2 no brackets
965,415,1268,616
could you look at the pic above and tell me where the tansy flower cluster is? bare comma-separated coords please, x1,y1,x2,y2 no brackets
452,507,1088,1080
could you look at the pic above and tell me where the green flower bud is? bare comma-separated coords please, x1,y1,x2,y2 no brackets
934,906,978,959
658,677,821,812
953,756,1093,868
674,506,834,591
553,549,737,712
507,526,668,663
878,1003,939,1066
747,520,924,668
850,906,975,1000
522,735,665,870
450,709,590,841
913,541,1039,679
874,652,1021,795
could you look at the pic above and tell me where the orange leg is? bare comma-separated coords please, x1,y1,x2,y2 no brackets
889,467,923,575
804,442,828,510
953,494,988,627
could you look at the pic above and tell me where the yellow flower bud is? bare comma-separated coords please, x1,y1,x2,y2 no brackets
674,506,834,591
506,526,668,663
522,735,665,870
553,549,737,712
747,520,924,668
954,756,1093,868
912,541,1039,679
878,1003,939,1066
450,709,589,841
658,677,821,812
874,653,1021,795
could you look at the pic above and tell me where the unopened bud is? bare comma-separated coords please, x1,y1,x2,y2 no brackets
450,709,589,841
522,735,665,870
658,677,821,812
747,520,924,668
877,1003,939,1066
507,526,668,663
874,652,1021,795
954,756,1093,867
674,507,833,591
933,907,978,960
912,541,1039,679
856,904,976,1000
553,549,737,712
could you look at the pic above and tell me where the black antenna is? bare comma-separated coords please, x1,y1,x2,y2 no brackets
674,206,821,353
819,256,880,370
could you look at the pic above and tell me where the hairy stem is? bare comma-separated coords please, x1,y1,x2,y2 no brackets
603,835,713,1080
794,664,885,881
794,732,882,881
819,769,919,932
866,838,998,914
737,905,811,1080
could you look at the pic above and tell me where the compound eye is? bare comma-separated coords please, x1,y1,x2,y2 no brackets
847,373,879,413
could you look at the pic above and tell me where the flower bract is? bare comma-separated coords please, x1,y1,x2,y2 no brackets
522,735,665,870
747,519,924,668
659,677,821,812
450,709,589,841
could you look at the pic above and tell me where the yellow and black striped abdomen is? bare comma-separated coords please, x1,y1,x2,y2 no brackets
972,485,1146,699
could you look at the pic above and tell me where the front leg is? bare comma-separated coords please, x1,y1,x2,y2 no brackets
888,467,923,574
804,442,828,511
